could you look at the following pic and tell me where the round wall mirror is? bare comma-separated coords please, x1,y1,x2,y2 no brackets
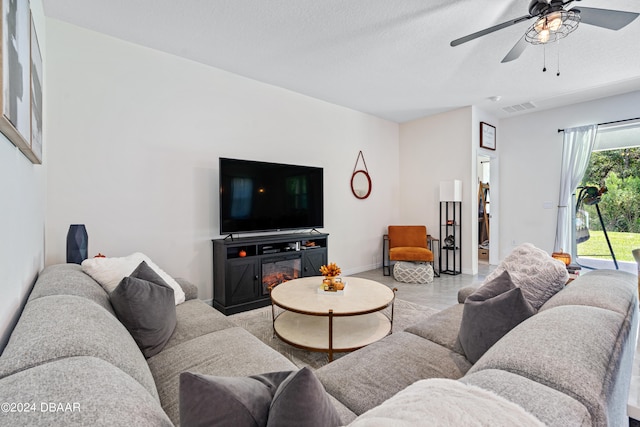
351,170,372,199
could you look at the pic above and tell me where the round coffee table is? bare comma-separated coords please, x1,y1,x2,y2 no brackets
269,277,397,361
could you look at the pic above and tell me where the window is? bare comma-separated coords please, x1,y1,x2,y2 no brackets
575,120,640,272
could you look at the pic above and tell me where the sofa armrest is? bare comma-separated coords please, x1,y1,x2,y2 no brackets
457,286,478,303
175,278,198,300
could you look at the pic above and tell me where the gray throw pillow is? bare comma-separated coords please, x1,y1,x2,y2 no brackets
180,371,288,427
110,261,176,358
179,367,340,427
458,270,536,364
267,367,341,427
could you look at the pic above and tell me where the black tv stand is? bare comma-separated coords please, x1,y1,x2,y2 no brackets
212,232,329,315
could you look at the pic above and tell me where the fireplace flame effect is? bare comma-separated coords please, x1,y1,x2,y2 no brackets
262,259,301,294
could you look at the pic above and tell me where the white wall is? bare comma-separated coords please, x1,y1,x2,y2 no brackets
45,19,400,300
0,141,45,351
498,90,640,258
0,1,46,351
398,107,476,274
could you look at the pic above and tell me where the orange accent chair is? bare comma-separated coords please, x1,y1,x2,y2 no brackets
384,225,434,276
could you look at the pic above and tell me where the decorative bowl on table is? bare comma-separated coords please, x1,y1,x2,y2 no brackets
322,276,345,292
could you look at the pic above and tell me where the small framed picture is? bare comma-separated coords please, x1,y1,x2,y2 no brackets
480,122,496,150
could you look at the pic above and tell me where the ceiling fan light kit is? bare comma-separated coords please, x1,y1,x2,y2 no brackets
525,10,580,44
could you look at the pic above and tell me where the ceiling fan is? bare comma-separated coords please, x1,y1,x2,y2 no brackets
451,0,639,63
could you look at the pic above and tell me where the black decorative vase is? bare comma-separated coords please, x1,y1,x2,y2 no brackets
67,224,88,264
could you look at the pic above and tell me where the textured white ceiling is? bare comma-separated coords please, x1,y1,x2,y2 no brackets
43,0,640,123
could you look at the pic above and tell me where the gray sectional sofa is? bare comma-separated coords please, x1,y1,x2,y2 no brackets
0,264,355,426
316,269,639,426
0,263,637,426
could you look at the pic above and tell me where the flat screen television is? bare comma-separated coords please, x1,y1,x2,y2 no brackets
219,158,324,234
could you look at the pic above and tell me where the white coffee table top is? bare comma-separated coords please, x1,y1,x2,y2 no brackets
270,276,395,315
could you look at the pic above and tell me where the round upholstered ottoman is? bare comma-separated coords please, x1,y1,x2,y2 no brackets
393,261,434,284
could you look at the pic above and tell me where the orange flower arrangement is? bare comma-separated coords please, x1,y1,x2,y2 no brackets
320,262,344,291
320,262,341,277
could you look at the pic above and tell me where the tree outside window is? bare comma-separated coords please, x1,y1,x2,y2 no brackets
577,147,640,267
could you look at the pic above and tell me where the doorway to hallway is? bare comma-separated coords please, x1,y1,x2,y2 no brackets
476,154,499,266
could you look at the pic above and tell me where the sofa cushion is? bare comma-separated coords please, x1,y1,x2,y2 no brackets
482,243,568,310
164,298,237,350
0,357,171,427
315,331,471,415
27,264,115,315
179,368,340,427
326,395,358,425
461,370,592,427
457,285,478,303
148,326,297,425
458,270,536,363
541,269,637,316
0,295,159,401
346,378,544,426
81,252,185,304
404,303,465,355
175,277,199,300
467,305,629,426
110,261,177,358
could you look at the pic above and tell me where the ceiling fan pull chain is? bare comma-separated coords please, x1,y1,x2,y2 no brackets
556,40,561,76
542,44,547,72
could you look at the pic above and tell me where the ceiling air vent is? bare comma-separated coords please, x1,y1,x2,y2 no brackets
502,101,536,113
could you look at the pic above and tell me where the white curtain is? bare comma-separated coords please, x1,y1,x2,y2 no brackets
554,124,598,254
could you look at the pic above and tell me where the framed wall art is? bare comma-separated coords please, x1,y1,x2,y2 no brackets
480,122,496,151
0,0,41,164
30,14,42,162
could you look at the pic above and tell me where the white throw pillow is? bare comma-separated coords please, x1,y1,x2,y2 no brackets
81,252,186,305
348,378,545,426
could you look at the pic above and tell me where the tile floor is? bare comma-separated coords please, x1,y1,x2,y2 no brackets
352,263,492,311
353,264,640,423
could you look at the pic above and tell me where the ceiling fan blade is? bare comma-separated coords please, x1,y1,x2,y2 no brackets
501,35,528,63
450,14,533,47
573,7,640,30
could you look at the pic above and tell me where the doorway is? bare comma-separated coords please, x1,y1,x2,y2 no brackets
477,156,491,264
476,154,499,266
